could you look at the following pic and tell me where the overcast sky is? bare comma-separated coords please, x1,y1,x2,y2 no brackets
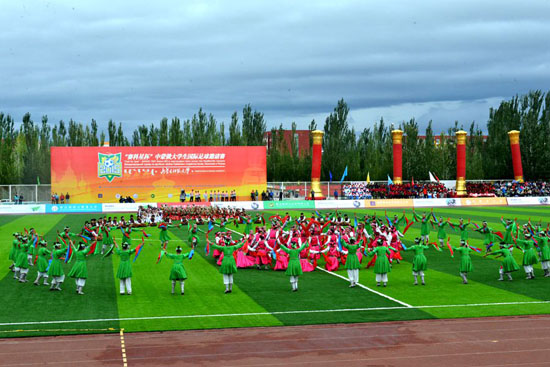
1,0,549,134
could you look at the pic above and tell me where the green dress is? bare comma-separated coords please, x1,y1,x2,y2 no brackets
456,223,470,241
159,225,173,243
281,242,308,276
405,245,429,272
516,239,539,266
453,247,473,273
501,220,515,244
343,242,361,270
9,239,19,262
36,248,51,273
210,242,241,274
413,213,430,236
533,236,550,262
68,248,89,279
491,248,520,273
477,226,494,246
166,253,189,280
368,246,395,274
116,248,136,279
48,247,68,277
99,227,114,254
436,221,448,240
15,242,30,269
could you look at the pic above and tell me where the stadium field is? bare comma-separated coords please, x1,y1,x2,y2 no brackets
1,206,549,338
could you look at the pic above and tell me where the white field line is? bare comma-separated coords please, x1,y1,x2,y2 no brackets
316,266,413,308
0,301,548,327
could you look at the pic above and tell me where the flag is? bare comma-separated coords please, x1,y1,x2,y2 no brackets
339,166,348,183
354,216,358,229
133,240,144,262
103,244,115,257
37,176,40,186
208,221,214,232
387,175,393,185
434,173,440,183
366,172,370,185
64,245,73,263
429,171,437,183
46,259,53,271
120,228,130,239
141,230,151,238
337,235,342,252
385,214,393,227
446,237,454,257
403,220,415,234
78,234,90,243
156,250,165,264
329,171,333,182
411,176,415,186
188,249,194,259
87,241,97,255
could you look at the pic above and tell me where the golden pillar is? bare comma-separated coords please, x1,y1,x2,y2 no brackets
310,130,324,199
391,130,403,185
455,130,467,196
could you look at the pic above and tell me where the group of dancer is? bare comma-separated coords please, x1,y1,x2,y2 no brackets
7,207,550,295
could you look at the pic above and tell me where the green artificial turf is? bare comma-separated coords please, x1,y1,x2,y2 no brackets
1,206,549,338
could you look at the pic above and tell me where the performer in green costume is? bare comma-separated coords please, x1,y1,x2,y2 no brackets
342,239,363,287
404,238,429,285
533,231,550,277
33,240,51,286
452,240,473,284
116,242,136,295
210,239,244,293
485,242,520,281
413,211,430,243
48,242,68,291
367,239,396,287
280,240,308,291
68,242,91,294
165,246,191,295
516,234,539,279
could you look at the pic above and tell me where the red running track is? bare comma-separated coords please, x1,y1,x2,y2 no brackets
1,315,550,366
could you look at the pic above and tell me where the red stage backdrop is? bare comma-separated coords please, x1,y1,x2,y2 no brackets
51,146,266,203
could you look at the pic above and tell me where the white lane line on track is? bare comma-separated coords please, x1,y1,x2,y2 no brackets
0,300,548,327
315,266,413,307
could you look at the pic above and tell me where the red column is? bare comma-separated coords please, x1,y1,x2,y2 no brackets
455,130,467,196
508,130,524,182
391,130,403,184
310,130,324,199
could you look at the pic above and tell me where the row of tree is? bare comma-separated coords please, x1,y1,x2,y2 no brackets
0,91,548,185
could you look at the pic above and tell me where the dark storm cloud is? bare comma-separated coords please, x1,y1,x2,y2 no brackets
1,0,549,132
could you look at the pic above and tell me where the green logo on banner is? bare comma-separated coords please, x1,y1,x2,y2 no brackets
98,153,123,182
266,200,315,209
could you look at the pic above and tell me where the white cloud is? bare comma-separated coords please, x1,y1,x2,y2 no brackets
1,0,549,134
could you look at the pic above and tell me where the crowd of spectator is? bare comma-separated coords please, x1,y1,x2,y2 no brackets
342,182,452,199
341,180,550,199
492,181,550,197
51,192,70,204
